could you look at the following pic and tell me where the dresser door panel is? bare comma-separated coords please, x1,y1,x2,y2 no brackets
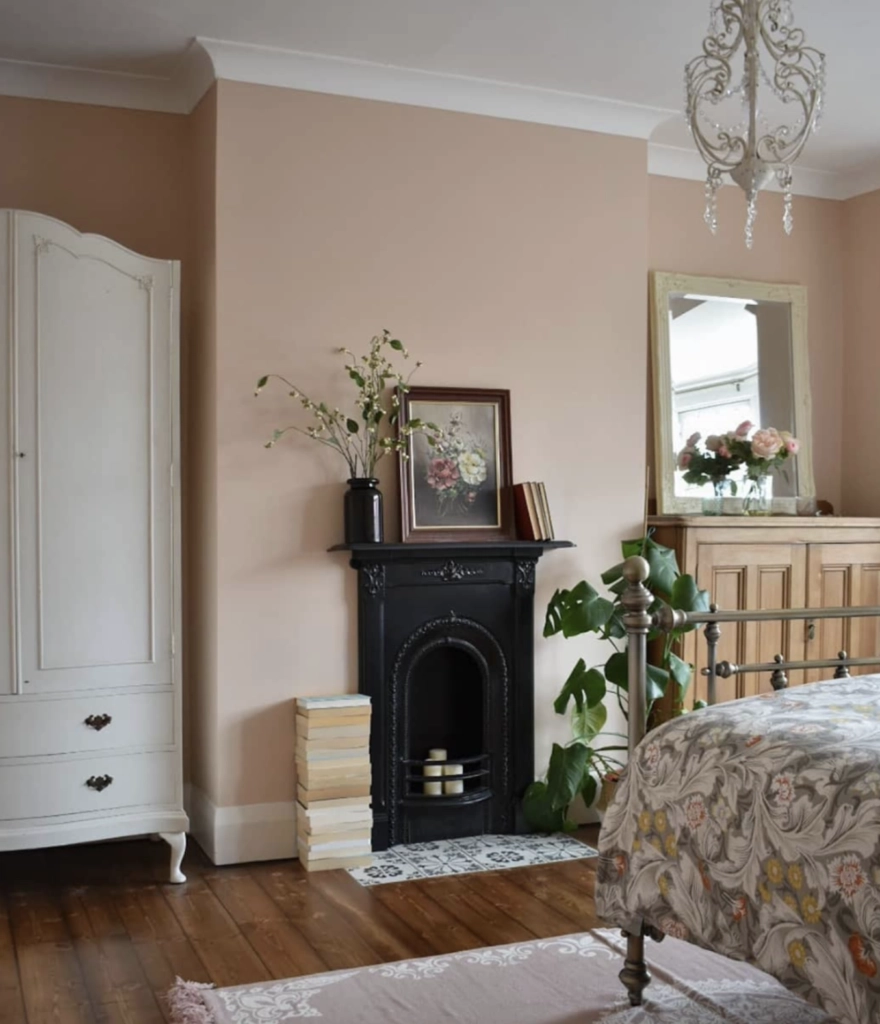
13,216,174,693
807,543,880,681
696,542,806,700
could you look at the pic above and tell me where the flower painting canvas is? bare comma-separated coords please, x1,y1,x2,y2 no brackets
399,387,514,542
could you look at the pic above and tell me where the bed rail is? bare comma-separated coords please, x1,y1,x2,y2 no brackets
615,553,880,1006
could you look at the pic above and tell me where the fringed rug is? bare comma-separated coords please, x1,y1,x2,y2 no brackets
168,928,831,1024
348,832,597,886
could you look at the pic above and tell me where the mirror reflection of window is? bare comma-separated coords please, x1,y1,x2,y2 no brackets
669,293,797,498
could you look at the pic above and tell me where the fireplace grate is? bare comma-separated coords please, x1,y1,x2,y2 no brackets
400,753,491,804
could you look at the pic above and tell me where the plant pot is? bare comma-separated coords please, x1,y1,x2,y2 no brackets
344,478,384,543
595,776,620,824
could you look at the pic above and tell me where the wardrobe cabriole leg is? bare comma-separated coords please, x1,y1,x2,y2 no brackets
159,831,187,883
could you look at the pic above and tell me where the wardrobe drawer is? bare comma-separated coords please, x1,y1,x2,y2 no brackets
0,692,174,758
0,751,178,821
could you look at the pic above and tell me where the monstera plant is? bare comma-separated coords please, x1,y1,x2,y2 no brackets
523,534,710,832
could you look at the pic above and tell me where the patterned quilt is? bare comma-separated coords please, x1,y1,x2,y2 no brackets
596,675,880,1024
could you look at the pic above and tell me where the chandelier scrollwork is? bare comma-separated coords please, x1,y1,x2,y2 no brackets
685,0,826,247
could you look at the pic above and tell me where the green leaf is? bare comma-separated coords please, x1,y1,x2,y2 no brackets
546,742,590,811
349,370,366,387
572,702,607,744
693,699,708,710
522,781,566,832
580,773,599,810
346,419,360,434
668,652,692,698
601,561,625,586
670,574,711,614
605,650,628,690
554,662,606,715
646,664,670,702
255,375,269,391
642,538,680,597
389,339,404,351
621,537,647,559
543,581,614,639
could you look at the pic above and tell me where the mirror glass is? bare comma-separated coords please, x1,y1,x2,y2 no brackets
650,272,814,515
669,292,796,498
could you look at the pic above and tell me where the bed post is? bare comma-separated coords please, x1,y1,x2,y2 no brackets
704,604,721,706
619,555,655,1006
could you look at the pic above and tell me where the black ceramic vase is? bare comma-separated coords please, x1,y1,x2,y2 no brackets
344,478,384,543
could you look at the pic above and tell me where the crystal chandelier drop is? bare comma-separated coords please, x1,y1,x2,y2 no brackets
685,0,826,248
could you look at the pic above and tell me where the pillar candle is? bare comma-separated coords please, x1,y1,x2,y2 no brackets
423,760,443,796
428,748,447,761
443,763,464,795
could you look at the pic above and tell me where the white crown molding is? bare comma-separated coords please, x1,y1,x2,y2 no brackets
1,35,879,200
186,783,297,865
195,37,674,139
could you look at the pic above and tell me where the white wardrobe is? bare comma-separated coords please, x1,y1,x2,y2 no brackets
0,211,187,881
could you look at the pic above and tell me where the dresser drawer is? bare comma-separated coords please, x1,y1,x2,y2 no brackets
0,751,178,821
0,691,174,758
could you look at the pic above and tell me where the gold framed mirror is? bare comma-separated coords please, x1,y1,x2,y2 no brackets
650,271,815,516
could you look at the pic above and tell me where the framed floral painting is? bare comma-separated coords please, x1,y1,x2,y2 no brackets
398,387,514,543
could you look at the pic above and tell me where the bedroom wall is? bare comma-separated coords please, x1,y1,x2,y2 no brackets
196,80,650,853
841,188,880,517
648,176,845,512
0,95,189,261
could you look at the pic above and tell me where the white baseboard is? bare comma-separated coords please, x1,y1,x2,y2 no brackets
185,784,298,865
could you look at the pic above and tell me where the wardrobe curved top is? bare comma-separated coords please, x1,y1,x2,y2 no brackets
0,209,178,266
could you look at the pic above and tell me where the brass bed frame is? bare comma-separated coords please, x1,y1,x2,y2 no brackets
616,553,880,1006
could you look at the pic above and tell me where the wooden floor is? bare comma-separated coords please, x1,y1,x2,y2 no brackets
0,829,602,1024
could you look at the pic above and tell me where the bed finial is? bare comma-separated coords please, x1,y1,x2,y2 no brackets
622,554,650,584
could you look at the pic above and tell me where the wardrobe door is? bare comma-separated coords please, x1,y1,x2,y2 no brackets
12,213,176,693
0,215,12,695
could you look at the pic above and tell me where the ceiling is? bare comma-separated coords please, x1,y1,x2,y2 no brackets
1,0,878,196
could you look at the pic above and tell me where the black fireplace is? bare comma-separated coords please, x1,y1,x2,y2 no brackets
333,541,571,850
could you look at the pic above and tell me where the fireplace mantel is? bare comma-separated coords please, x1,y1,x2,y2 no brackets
332,540,573,849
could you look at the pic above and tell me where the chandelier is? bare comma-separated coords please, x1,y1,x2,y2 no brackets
685,0,826,248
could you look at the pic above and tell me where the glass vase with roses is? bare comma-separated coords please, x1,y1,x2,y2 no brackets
677,420,800,516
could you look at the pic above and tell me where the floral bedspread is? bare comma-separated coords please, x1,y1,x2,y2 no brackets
596,675,880,1024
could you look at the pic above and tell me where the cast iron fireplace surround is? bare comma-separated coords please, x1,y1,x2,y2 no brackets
332,541,571,850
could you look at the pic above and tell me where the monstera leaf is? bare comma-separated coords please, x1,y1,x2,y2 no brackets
553,661,606,715
523,781,567,832
544,581,614,639
546,742,591,811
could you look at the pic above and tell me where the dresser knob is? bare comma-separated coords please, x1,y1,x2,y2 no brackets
84,713,112,731
85,774,113,792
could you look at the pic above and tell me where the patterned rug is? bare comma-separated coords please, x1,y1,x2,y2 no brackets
347,832,597,886
167,928,831,1024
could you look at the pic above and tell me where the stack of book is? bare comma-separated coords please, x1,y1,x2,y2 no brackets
513,481,555,541
295,694,373,872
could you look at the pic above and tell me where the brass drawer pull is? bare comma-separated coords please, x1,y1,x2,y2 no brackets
84,714,112,731
85,774,113,792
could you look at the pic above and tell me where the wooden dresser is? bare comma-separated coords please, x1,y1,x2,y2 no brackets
650,516,880,703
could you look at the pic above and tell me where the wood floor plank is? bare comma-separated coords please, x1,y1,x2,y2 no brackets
16,942,95,1024
372,883,484,954
510,864,599,930
0,891,27,1024
457,869,579,937
417,876,535,946
311,870,436,962
60,887,166,1024
0,833,607,1023
250,865,384,970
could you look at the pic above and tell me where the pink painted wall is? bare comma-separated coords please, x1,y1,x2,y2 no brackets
648,176,845,511
211,81,650,808
841,189,880,516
